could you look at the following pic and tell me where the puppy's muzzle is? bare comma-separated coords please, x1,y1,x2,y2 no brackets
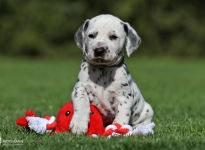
94,47,106,57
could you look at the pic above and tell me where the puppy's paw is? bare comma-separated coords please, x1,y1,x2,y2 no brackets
69,114,88,135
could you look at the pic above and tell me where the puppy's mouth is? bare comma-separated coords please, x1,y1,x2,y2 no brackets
92,58,108,65
85,57,110,66
84,51,124,66
94,58,105,63
86,57,123,67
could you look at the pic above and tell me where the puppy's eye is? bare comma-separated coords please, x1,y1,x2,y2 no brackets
88,34,95,38
110,35,118,40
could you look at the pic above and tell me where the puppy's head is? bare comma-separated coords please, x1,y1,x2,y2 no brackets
74,14,141,66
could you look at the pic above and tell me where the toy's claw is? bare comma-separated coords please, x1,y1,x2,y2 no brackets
25,110,37,117
103,123,133,137
103,123,121,136
16,110,37,127
45,116,57,130
115,125,132,134
16,117,28,127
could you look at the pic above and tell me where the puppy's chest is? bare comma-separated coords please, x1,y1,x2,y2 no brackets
87,66,116,99
90,66,114,86
81,64,130,100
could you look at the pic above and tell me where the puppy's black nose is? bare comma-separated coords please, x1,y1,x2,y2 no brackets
94,47,105,57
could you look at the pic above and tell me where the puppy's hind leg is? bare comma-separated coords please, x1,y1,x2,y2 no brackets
133,102,154,128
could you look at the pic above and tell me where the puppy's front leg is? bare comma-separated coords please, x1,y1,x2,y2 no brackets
113,96,132,125
69,85,90,135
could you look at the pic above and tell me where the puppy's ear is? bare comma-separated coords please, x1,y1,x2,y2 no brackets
123,22,141,57
74,19,90,51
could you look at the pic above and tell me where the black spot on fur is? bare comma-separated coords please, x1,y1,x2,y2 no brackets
110,98,114,105
147,109,149,112
134,113,140,117
126,69,130,75
82,63,85,68
84,20,89,32
131,111,134,115
112,107,116,111
123,23,128,36
121,83,128,86
138,98,140,103
110,70,113,75
85,46,88,53
74,92,78,98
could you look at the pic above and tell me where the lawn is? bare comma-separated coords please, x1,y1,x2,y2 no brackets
0,56,205,150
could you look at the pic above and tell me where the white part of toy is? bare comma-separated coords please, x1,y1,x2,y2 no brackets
92,134,98,138
105,124,117,131
132,122,155,135
48,116,55,124
26,116,55,134
108,122,155,138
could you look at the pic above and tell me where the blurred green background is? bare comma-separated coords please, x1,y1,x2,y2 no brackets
0,0,204,58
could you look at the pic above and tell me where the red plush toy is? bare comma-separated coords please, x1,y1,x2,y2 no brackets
16,102,105,136
16,102,155,137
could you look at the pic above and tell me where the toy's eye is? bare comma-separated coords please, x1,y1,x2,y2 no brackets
65,111,70,116
90,110,94,114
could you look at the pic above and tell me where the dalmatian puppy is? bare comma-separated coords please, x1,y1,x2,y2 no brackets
69,14,154,135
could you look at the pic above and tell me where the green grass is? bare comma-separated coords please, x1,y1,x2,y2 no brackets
0,56,205,150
